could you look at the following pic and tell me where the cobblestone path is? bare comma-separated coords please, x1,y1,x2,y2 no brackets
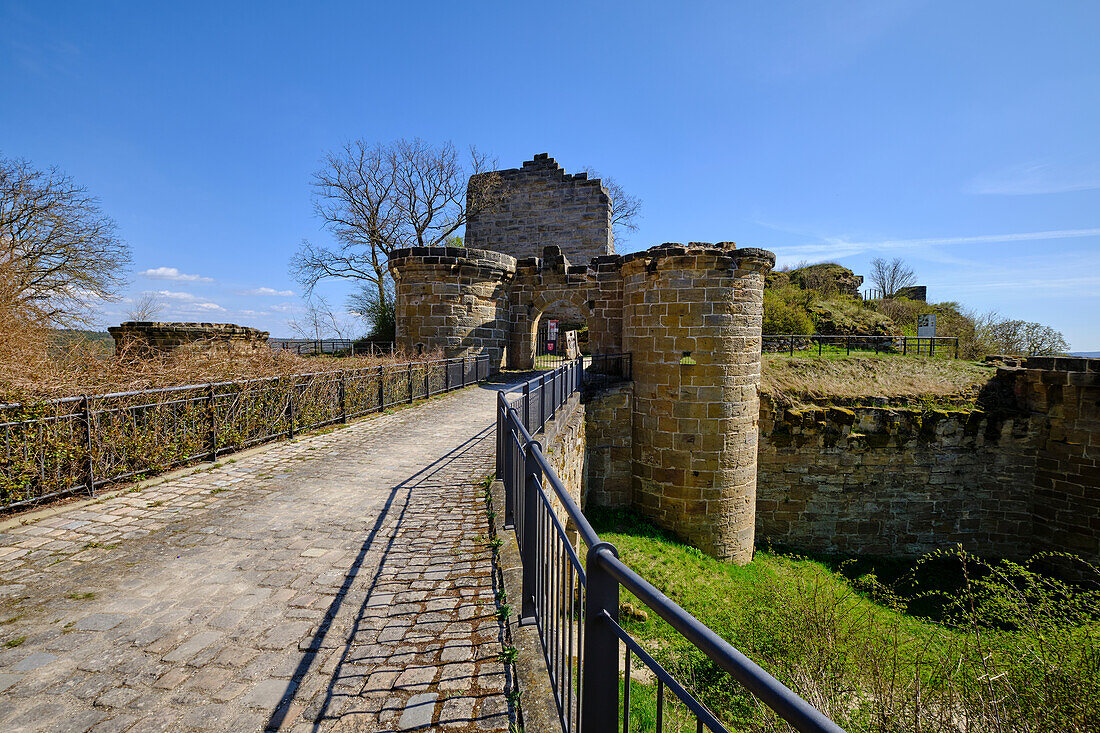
0,381,516,732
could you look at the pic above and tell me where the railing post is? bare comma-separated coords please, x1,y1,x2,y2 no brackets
846,335,850,356
522,382,531,432
80,395,95,496
463,357,468,387
903,337,908,356
520,441,542,622
444,359,451,393
286,382,296,438
954,337,959,359
377,365,385,412
408,363,414,404
539,375,546,429
425,364,430,397
207,384,217,460
582,543,621,732
339,371,347,423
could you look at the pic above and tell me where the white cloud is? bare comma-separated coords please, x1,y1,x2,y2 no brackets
270,302,301,313
771,227,1100,262
194,302,225,311
153,290,200,301
139,267,214,283
241,287,295,297
967,161,1100,196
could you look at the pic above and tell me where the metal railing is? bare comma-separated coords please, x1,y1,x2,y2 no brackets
0,354,490,512
763,334,960,359
495,358,844,733
268,339,396,357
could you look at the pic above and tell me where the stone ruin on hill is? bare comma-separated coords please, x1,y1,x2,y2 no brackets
108,321,269,355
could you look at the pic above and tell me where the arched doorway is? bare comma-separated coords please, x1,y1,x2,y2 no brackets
511,289,592,370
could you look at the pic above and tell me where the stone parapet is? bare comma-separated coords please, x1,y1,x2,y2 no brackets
108,322,269,355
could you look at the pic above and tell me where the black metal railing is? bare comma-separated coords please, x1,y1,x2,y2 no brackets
763,334,960,359
268,339,397,357
0,354,491,512
495,358,845,733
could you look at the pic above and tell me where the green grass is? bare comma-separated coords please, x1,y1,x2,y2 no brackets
590,508,1100,733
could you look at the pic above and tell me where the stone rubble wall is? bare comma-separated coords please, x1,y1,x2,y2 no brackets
108,321,269,355
1020,357,1100,560
465,153,613,264
755,397,1038,558
539,393,586,543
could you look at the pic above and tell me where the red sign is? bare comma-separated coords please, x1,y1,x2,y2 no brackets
547,342,555,352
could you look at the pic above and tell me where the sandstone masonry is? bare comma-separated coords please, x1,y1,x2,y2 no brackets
108,321,269,355
389,239,775,563
465,153,614,263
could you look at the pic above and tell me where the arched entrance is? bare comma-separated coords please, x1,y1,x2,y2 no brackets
510,288,592,370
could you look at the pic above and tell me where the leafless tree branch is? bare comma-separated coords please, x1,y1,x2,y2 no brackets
0,156,132,326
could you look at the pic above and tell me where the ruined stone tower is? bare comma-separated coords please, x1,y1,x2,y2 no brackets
621,243,773,562
388,246,516,370
465,153,614,263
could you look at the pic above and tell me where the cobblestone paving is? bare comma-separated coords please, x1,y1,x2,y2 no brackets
0,382,516,732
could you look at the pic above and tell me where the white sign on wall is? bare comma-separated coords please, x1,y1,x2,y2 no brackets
917,313,937,338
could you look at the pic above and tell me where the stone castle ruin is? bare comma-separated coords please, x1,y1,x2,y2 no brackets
390,153,1099,567
108,321,269,355
390,153,775,561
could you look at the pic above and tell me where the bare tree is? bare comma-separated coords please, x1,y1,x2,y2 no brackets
292,139,497,307
583,167,641,243
869,257,917,299
126,292,164,321
288,295,358,341
0,156,132,326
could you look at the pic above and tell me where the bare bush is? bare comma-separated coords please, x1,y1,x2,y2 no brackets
126,292,164,321
870,257,917,299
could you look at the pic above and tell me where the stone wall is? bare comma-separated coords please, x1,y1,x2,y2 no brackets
583,382,633,509
1020,357,1100,560
540,393,586,540
621,243,774,562
465,153,613,263
752,357,1100,564
108,322,268,355
756,398,1038,558
387,246,516,369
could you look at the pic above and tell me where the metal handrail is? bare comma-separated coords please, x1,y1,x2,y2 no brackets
496,355,846,733
2,353,492,511
763,333,960,358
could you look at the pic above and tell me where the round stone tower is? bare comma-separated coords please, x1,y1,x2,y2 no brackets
388,246,517,369
621,242,775,563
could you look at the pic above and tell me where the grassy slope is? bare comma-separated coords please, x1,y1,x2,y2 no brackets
761,354,994,406
591,509,1100,733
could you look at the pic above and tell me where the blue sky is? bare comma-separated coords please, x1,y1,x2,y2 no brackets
2,1,1098,347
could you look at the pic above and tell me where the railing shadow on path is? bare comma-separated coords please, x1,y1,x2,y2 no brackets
263,424,514,732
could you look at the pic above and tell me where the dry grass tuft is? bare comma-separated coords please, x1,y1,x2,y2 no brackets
761,355,994,406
